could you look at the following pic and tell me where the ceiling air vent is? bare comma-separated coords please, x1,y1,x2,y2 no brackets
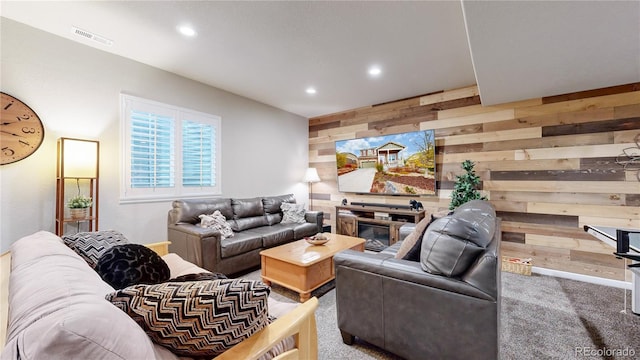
71,26,113,46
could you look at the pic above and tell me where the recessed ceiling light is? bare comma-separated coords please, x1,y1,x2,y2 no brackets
306,87,317,95
368,66,382,77
177,25,197,37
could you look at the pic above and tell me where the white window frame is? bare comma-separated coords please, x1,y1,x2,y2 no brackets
120,94,221,203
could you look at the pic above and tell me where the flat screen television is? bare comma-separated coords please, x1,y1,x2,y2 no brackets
335,129,436,196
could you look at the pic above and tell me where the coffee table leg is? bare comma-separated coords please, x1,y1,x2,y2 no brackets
299,292,311,303
261,278,272,286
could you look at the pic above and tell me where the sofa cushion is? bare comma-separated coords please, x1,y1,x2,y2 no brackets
230,216,269,232
262,194,296,214
420,200,496,277
62,230,130,268
250,225,295,248
278,221,318,239
220,231,264,258
96,244,171,289
170,198,234,224
6,231,158,360
232,197,265,218
281,202,306,224
105,279,271,358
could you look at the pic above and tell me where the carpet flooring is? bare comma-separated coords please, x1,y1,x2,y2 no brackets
241,269,640,359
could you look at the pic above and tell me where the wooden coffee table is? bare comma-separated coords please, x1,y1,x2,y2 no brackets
260,233,365,302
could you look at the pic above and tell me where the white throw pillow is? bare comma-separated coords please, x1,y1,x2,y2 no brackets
199,210,234,239
280,202,306,224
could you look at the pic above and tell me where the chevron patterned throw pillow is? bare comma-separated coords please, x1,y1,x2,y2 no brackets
62,230,130,268
105,279,271,357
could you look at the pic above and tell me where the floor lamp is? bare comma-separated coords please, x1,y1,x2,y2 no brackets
303,167,320,210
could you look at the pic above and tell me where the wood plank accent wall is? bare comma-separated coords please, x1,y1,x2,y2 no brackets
309,83,640,281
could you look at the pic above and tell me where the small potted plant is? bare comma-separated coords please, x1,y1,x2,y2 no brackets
67,195,93,219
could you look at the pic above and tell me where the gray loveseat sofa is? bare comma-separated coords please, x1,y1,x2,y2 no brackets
168,194,323,275
334,200,501,360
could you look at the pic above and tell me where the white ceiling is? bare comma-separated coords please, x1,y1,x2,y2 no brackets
1,1,638,118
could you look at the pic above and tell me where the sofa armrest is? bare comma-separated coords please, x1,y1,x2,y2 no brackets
168,223,222,268
398,223,416,241
216,297,318,360
334,249,496,301
304,211,324,233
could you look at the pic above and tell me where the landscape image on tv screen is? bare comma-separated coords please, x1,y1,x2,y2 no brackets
335,129,436,195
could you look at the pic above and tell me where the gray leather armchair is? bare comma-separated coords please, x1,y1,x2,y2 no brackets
334,200,501,360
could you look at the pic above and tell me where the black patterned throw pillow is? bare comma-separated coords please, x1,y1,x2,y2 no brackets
62,230,130,268
170,272,228,282
96,244,170,289
105,279,271,357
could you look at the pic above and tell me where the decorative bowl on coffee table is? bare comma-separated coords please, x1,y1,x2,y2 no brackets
305,234,329,245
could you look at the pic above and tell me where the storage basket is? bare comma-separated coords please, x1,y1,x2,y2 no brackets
501,256,532,276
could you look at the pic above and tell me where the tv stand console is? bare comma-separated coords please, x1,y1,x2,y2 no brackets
335,204,425,250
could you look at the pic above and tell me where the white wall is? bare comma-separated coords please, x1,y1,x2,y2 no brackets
0,18,310,252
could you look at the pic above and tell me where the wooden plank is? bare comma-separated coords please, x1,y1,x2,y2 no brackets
490,191,627,206
309,120,341,133
440,127,541,146
424,96,482,112
436,98,541,119
484,180,640,194
500,221,594,240
515,143,634,160
316,123,368,137
420,85,479,106
475,159,580,171
309,133,356,145
502,231,525,243
490,200,527,212
355,124,422,139
426,109,515,129
368,117,427,132
541,107,615,127
540,132,613,148
579,216,640,229
490,169,625,181
569,249,622,267
434,124,483,138
614,129,640,143
542,117,640,137
496,211,579,227
500,242,624,280
614,103,640,119
436,142,484,154
580,156,628,170
482,117,542,132
541,82,640,104
627,195,640,206
515,91,640,117
525,234,613,255
484,132,613,151
309,110,356,125
439,150,516,163
528,202,639,219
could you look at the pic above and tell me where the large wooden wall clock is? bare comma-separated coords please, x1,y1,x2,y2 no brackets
1,92,45,165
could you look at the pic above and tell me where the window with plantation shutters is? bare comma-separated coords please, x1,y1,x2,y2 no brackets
120,94,221,202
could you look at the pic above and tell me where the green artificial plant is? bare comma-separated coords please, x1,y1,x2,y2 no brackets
67,194,93,209
449,160,487,210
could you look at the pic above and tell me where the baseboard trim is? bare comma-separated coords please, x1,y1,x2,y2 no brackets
531,266,632,290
